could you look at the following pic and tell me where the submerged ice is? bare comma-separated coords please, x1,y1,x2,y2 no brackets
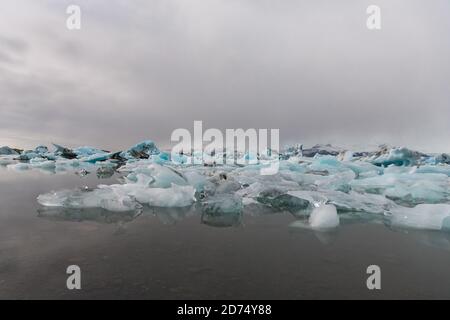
3,141,450,231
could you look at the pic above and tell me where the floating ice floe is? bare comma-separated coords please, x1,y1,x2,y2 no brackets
370,146,426,167
388,204,450,231
309,203,340,229
3,140,450,231
120,140,160,160
37,181,196,212
0,146,20,155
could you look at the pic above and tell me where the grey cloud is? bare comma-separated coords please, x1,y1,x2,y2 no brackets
0,0,449,153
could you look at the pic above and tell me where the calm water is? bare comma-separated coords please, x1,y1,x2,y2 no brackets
1,167,450,299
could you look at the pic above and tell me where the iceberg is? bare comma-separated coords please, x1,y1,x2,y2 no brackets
53,143,78,159
389,204,450,231
80,152,112,164
434,153,450,165
29,158,56,170
15,150,40,161
282,144,303,159
370,146,427,167
124,164,188,188
37,182,196,212
74,146,107,157
125,182,196,207
35,145,49,154
289,203,340,230
301,144,343,157
37,187,142,212
120,140,160,159
288,190,395,214
308,204,340,229
256,189,310,213
96,166,115,179
0,146,21,155
350,171,450,204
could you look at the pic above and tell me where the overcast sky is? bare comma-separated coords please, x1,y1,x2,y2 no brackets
0,0,449,152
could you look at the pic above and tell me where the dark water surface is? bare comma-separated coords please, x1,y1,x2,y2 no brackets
1,167,450,299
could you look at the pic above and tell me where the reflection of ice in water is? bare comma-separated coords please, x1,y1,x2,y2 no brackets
37,206,139,224
153,207,197,225
416,230,450,251
201,195,243,227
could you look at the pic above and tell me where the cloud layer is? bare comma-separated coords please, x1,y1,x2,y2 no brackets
0,0,449,152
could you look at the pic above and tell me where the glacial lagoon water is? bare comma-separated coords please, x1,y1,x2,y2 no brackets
1,166,450,299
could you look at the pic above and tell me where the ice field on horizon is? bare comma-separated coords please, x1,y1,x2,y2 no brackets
2,140,450,232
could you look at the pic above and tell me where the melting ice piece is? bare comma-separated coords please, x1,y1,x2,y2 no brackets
350,171,450,204
126,183,196,207
301,144,342,157
282,144,304,159
389,204,450,231
313,170,356,192
120,140,160,159
74,146,107,157
35,145,49,154
73,146,111,163
37,182,196,212
15,150,40,161
371,147,426,167
80,153,111,163
96,166,115,179
183,169,209,192
414,165,450,177
0,146,20,155
289,190,396,214
37,206,138,224
308,204,340,229
126,164,187,188
37,187,141,212
53,143,78,159
434,153,450,165
201,194,243,227
256,189,310,213
29,158,56,171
